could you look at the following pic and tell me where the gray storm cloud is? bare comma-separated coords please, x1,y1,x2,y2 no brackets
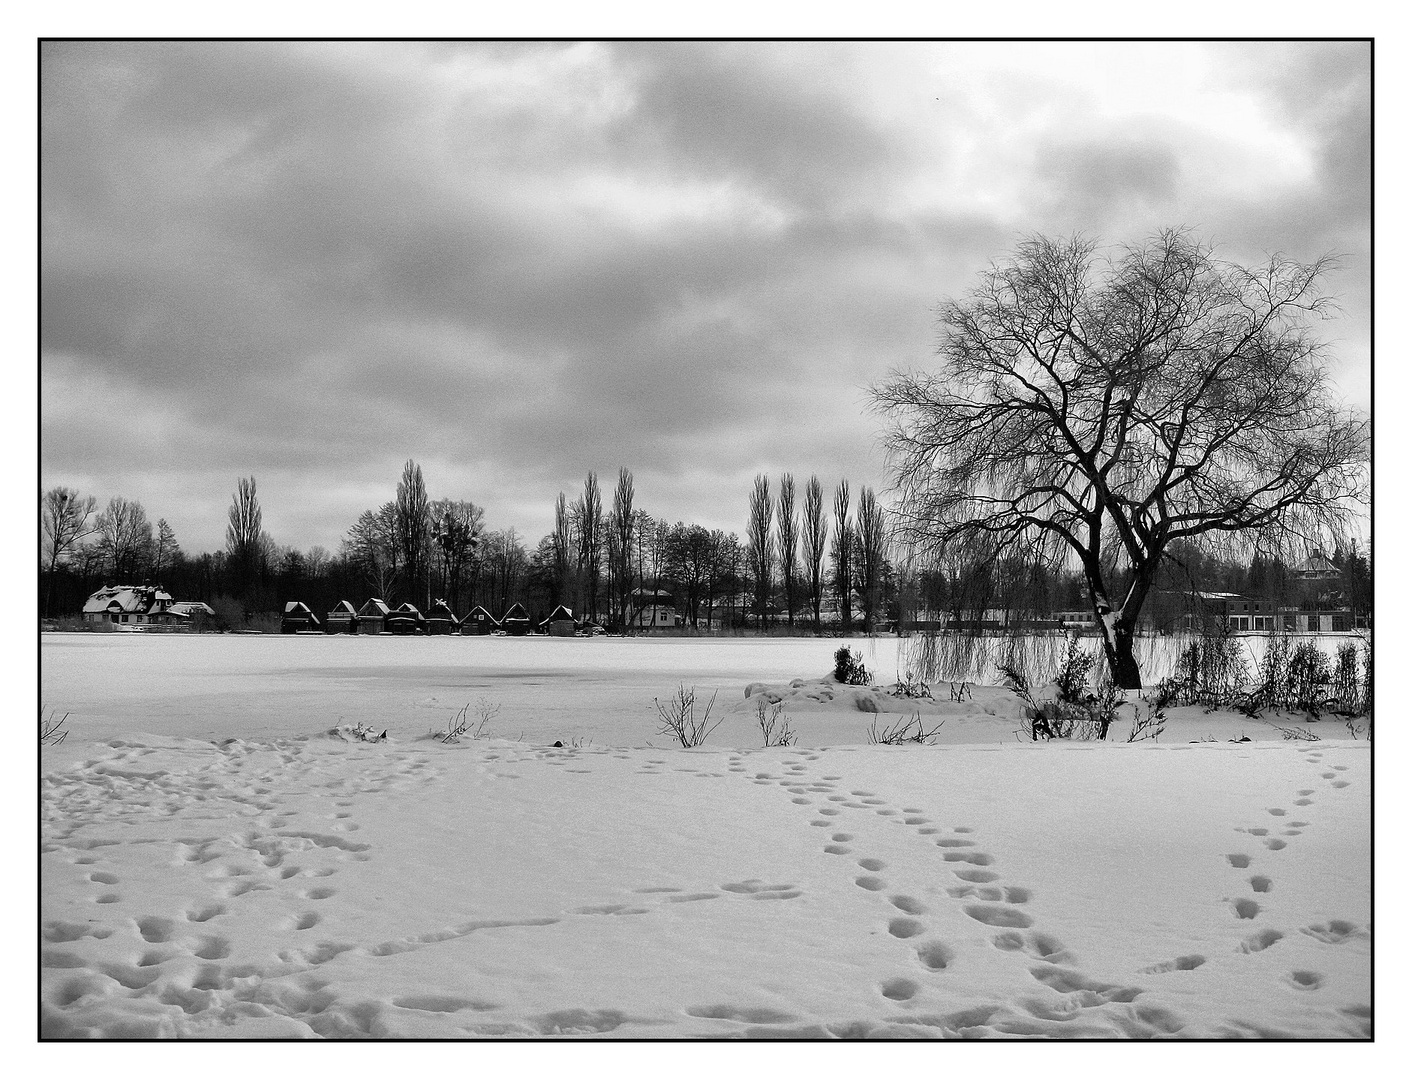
41,40,1370,553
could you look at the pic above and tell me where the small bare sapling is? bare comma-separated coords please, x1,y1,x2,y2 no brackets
655,684,722,748
756,698,797,747
440,698,502,743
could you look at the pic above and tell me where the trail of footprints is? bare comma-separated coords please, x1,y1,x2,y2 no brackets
721,750,1166,1030
1214,746,1368,1021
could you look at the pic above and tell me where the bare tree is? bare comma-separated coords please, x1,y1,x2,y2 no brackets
610,467,636,630
430,498,483,611
226,477,263,597
831,481,853,633
581,473,603,623
395,460,431,608
343,503,400,599
777,473,798,628
99,496,154,582
802,475,828,634
747,474,774,629
42,487,98,617
554,493,572,605
874,230,1368,689
856,486,888,632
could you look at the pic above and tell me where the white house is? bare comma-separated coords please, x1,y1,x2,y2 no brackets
82,585,182,625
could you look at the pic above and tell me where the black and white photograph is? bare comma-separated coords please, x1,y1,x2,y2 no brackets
39,38,1372,1041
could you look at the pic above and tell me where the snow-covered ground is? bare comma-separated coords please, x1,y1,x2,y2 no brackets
40,634,1371,1039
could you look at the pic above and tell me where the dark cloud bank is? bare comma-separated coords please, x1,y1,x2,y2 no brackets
41,40,1370,554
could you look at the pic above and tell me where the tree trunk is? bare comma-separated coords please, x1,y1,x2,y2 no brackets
1101,618,1143,692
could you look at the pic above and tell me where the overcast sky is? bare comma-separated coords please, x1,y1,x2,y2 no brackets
40,40,1371,556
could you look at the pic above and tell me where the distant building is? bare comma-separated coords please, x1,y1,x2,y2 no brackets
325,600,358,634
426,599,459,635
280,601,321,633
540,604,576,636
460,606,498,635
82,585,183,626
387,602,426,635
169,601,215,619
499,602,531,636
357,598,390,635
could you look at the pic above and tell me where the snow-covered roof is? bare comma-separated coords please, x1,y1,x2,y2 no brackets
358,598,391,617
82,585,174,615
328,601,357,615
284,601,314,614
169,601,215,617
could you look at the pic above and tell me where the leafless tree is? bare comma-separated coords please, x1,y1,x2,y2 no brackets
430,498,483,611
856,486,888,632
225,477,263,596
343,502,400,599
802,475,828,634
554,493,573,606
395,460,431,608
777,473,798,627
610,467,636,630
99,496,154,582
874,230,1369,688
747,474,774,628
42,487,98,616
831,481,853,633
579,473,603,622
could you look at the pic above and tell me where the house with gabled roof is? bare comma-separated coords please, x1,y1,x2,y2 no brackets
539,604,576,636
460,605,497,635
499,602,530,636
387,602,427,635
82,585,183,626
427,599,459,635
325,600,358,634
357,598,390,634
281,601,321,633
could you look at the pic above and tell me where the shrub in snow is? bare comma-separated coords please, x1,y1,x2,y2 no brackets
1330,642,1361,717
439,698,502,743
833,647,871,686
1286,642,1332,716
756,699,796,747
331,721,386,742
866,711,945,745
1000,655,1123,741
654,684,721,748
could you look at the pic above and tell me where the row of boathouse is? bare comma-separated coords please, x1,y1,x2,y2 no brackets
282,599,598,636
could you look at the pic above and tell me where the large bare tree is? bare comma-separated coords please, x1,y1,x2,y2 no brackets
610,467,636,630
874,230,1368,688
395,460,431,609
856,486,888,632
100,496,154,582
831,481,853,633
226,477,264,597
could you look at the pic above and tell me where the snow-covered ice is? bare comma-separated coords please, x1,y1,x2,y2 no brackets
40,635,1371,1039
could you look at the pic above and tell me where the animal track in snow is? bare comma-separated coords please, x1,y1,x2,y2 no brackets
1232,899,1261,919
721,880,799,900
686,1004,798,1024
1287,970,1324,990
992,930,1072,963
1247,827,1268,836
934,838,975,848
855,876,886,892
888,917,926,939
1264,839,1287,851
880,977,919,1001
964,904,1032,928
824,845,851,855
137,917,178,943
89,871,119,885
1250,875,1272,893
943,851,995,866
831,833,853,842
916,941,954,970
889,895,926,915
302,886,335,901
1143,954,1205,974
1300,920,1361,944
1240,929,1282,953
1332,780,1350,789
953,868,1000,883
857,858,886,872
1267,808,1287,816
186,904,226,923
1227,854,1252,869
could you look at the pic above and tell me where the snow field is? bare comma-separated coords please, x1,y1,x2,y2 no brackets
39,634,1371,1039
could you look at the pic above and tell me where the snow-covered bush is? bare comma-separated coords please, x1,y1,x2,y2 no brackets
866,711,945,745
41,707,69,746
439,698,501,742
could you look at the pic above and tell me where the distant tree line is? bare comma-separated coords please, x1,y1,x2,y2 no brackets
40,463,1370,633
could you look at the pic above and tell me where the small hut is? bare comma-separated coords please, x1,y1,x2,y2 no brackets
325,600,358,634
281,601,321,634
540,604,576,637
426,599,459,635
499,602,531,636
387,602,427,635
357,598,390,635
460,606,497,635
